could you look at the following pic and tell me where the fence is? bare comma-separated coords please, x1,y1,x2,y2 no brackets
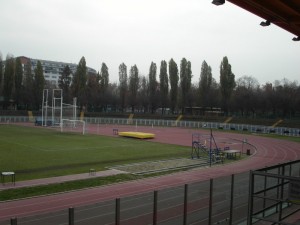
2,116,299,137
2,172,251,225
248,160,300,225
2,161,300,225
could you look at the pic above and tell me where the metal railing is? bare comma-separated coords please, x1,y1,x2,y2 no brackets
248,160,300,225
2,172,251,225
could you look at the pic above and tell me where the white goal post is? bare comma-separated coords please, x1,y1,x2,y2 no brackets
61,119,86,135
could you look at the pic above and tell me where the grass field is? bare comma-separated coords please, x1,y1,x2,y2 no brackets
0,125,190,181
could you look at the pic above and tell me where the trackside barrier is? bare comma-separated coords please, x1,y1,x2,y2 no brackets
88,117,300,137
6,173,249,225
6,161,299,225
1,116,300,137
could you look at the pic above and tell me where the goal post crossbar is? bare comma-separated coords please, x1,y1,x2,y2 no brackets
60,119,86,135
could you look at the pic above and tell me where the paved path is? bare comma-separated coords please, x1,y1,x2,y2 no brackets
0,169,127,190
1,125,300,222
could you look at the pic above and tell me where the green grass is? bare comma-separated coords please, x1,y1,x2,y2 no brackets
0,125,190,181
1,124,297,201
0,174,140,201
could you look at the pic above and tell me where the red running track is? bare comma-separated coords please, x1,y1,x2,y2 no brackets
0,125,299,221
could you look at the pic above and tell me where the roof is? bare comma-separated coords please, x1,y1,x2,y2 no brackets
226,0,300,37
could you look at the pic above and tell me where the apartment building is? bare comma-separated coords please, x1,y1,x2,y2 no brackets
18,56,97,86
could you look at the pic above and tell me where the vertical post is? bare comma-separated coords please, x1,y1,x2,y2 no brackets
263,169,267,217
276,166,280,213
10,218,17,225
247,171,254,225
183,184,188,225
229,174,234,225
68,207,74,225
153,191,158,225
278,165,285,222
208,179,213,225
115,198,120,225
209,129,213,167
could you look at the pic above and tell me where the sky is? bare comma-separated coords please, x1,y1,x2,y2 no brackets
1,0,299,85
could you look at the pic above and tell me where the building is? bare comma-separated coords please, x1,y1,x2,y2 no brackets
18,56,97,87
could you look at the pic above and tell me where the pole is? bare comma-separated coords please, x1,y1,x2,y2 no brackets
247,171,254,225
10,218,17,225
183,184,188,225
153,191,158,225
68,207,74,225
208,179,213,225
229,174,234,225
115,198,120,225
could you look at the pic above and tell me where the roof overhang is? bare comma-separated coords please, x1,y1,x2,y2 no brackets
213,0,300,39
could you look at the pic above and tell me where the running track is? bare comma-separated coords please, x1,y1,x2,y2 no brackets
0,125,299,221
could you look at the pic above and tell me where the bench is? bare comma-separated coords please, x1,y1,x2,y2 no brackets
1,172,15,185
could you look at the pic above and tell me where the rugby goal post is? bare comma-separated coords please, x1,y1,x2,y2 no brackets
61,119,86,135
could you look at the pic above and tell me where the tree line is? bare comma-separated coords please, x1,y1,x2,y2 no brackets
0,53,299,118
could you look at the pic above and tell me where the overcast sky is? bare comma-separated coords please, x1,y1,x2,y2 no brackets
1,0,299,85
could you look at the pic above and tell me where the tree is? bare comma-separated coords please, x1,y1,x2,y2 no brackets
86,73,100,112
139,76,149,113
34,61,45,110
99,63,109,111
0,53,3,97
219,56,235,115
149,62,158,113
3,54,15,108
100,63,109,91
119,62,127,112
159,60,169,114
273,79,298,117
72,57,87,108
199,60,212,108
106,82,119,112
23,59,34,110
169,58,178,114
180,58,192,114
128,65,139,112
58,65,72,103
233,75,259,117
14,57,23,108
